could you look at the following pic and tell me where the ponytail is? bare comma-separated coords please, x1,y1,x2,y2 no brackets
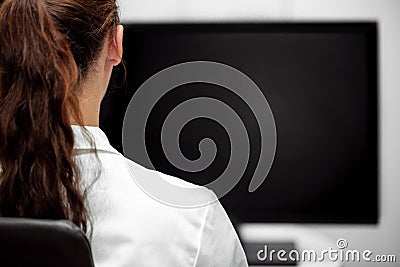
0,0,89,232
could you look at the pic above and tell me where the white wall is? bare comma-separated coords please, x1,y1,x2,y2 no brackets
117,1,400,266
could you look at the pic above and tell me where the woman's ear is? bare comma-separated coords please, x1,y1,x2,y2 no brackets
107,25,124,66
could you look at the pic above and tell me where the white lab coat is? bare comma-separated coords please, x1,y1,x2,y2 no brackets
72,125,248,267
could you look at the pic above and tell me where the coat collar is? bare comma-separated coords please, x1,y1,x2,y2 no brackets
71,125,120,155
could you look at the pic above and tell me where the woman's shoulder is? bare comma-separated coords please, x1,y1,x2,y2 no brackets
86,151,217,230
82,151,247,267
94,152,214,207
125,157,215,207
88,154,219,266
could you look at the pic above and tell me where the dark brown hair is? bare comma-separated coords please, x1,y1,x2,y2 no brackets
0,0,119,233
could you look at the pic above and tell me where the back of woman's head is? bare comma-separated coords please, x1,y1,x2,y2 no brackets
0,0,119,233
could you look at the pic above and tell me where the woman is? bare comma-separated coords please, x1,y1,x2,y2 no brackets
0,0,248,266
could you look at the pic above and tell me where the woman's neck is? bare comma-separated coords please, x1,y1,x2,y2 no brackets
77,96,101,126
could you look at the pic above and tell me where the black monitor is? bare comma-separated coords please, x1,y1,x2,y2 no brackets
100,22,379,224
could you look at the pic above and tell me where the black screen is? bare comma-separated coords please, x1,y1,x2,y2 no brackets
100,23,378,224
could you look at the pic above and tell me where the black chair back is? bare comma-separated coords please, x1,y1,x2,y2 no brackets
0,218,95,267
